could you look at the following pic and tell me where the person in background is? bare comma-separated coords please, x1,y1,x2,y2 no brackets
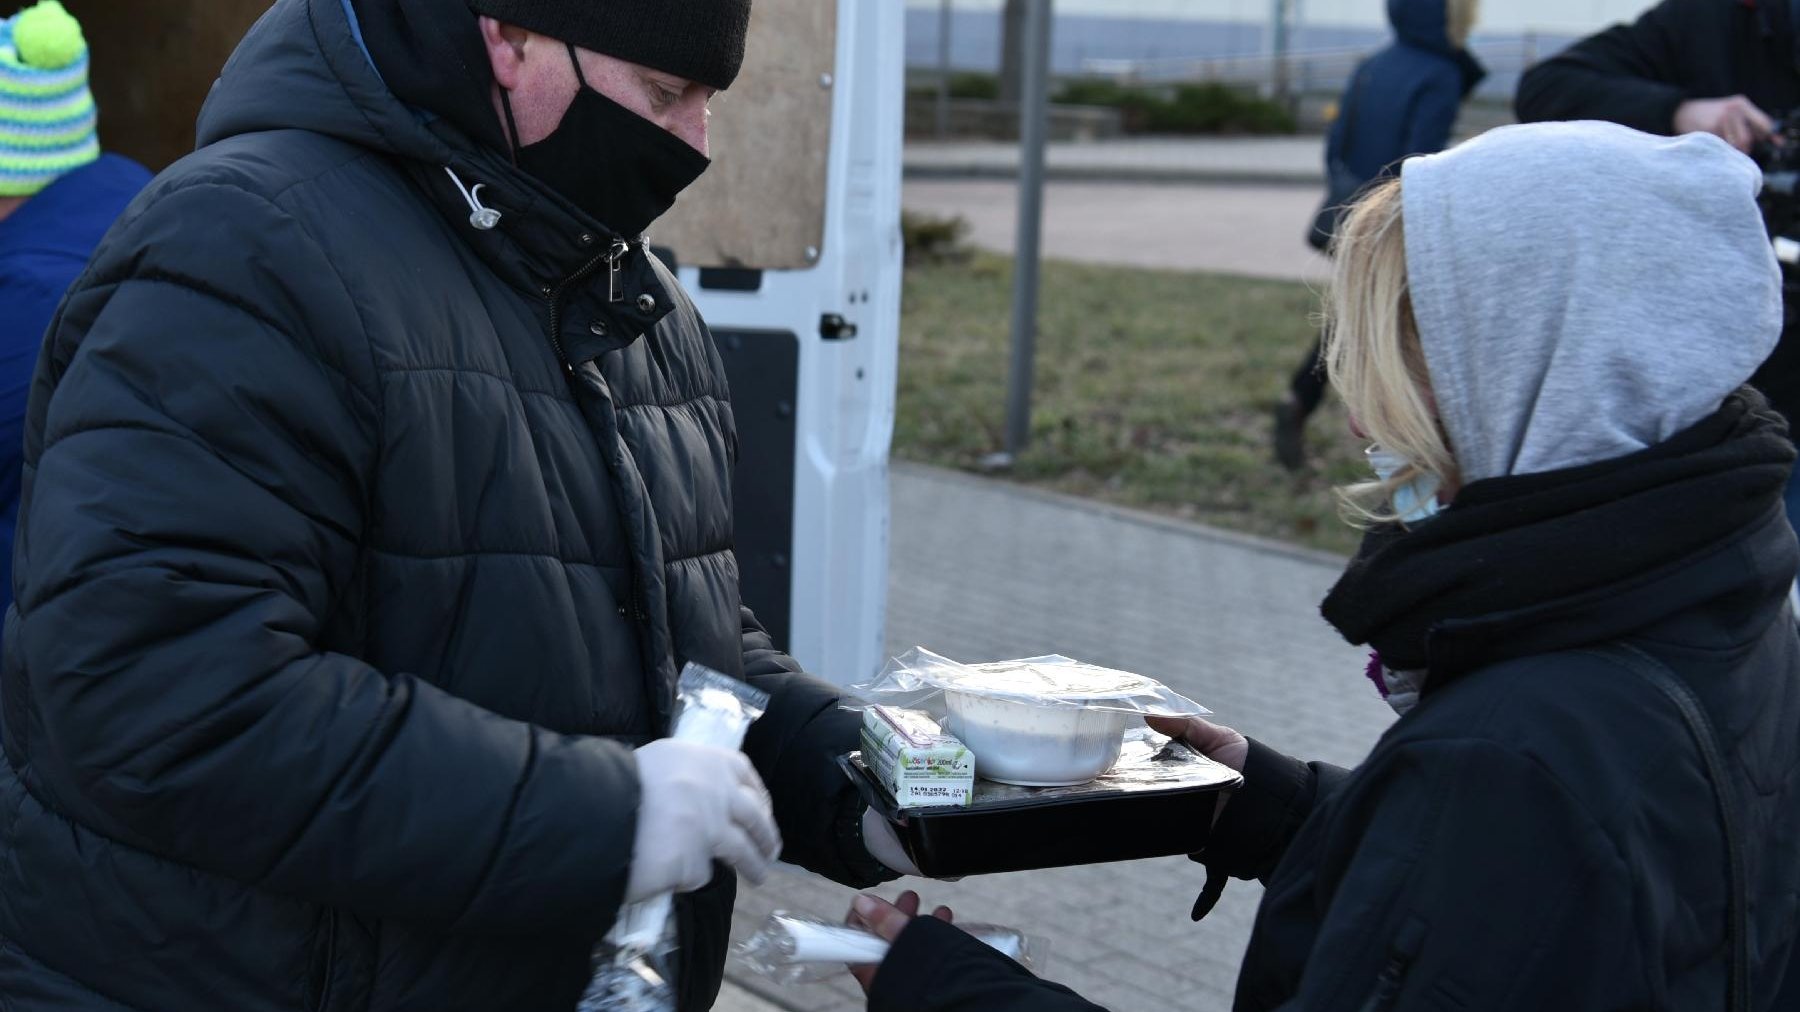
0,0,148,623
1273,0,1482,471
1515,0,1800,542
853,122,1800,1011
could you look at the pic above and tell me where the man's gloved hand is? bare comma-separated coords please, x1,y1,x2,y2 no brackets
625,739,783,904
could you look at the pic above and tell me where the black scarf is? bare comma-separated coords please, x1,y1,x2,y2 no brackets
1321,389,1795,679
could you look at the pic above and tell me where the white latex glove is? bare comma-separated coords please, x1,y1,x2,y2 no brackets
625,739,783,904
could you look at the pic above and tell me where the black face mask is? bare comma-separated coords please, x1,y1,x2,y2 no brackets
502,43,711,239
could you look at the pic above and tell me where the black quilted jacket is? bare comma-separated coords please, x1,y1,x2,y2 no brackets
0,0,883,1008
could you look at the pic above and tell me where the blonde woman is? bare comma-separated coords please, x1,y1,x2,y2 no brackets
849,122,1800,1011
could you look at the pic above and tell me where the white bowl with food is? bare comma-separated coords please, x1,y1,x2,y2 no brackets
942,691,1130,787
936,658,1192,787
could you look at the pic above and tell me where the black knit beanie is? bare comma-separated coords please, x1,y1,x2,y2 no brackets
465,0,752,91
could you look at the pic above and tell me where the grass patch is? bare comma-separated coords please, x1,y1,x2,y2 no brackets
1052,78,1297,135
895,252,1368,556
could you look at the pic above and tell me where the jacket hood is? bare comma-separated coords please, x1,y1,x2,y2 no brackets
1387,0,1452,53
197,0,454,168
1400,121,1782,485
350,0,511,154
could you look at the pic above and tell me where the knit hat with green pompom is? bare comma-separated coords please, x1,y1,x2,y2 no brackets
0,0,98,197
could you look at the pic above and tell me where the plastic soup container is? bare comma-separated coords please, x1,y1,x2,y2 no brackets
938,659,1173,787
942,691,1128,787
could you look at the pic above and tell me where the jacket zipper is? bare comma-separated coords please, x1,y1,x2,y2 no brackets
547,240,652,629
627,570,651,626
314,912,338,1012
1358,945,1414,1012
543,239,632,374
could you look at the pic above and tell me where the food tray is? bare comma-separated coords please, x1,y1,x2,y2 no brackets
844,727,1243,878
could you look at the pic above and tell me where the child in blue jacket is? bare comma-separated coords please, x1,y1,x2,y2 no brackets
0,1,150,623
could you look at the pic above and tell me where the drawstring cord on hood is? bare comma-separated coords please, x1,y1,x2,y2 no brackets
443,166,501,231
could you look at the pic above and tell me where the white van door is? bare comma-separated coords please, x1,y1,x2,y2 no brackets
654,0,904,685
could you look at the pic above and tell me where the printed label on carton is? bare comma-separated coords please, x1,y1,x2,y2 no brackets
861,705,976,808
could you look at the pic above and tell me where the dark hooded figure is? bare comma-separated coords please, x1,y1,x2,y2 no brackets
0,0,910,1008
1274,0,1484,471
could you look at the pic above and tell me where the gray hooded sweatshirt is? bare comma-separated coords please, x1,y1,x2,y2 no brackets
1400,120,1783,484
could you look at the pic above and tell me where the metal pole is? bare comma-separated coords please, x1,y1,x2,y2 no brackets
1000,0,1028,105
936,0,953,139
1268,0,1291,103
1002,0,1052,459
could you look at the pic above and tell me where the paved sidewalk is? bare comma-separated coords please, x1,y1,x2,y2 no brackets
903,178,1331,282
722,464,1394,1011
905,137,1328,186
715,983,785,1011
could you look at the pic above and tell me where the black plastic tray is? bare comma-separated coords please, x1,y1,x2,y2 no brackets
843,730,1243,878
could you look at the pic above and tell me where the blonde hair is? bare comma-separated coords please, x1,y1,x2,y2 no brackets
1322,178,1460,526
1447,0,1479,49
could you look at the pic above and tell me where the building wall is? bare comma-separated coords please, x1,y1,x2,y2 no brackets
904,0,1652,35
69,0,271,171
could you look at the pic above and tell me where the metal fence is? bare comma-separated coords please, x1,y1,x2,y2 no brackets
1077,36,1557,99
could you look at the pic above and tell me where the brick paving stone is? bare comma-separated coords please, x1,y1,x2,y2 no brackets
714,982,789,1012
723,464,1394,1009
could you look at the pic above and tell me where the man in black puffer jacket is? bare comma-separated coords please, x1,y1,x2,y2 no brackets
0,0,898,1009
1515,0,1800,533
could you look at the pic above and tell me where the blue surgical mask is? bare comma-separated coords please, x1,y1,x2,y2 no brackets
1366,446,1442,524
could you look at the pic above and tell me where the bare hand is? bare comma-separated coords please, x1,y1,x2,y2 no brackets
1146,715,1249,771
1673,95,1775,153
1147,715,1248,827
845,890,953,994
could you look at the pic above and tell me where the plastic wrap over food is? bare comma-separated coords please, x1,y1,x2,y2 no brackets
950,727,1241,809
733,911,1049,985
579,664,771,1012
666,666,771,748
850,647,1209,717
